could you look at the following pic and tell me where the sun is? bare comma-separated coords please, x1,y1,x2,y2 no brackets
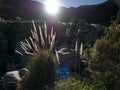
45,0,60,15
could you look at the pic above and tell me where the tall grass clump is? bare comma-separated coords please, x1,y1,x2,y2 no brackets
15,21,56,90
22,50,55,90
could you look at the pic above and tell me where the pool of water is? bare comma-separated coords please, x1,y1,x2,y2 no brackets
56,67,71,79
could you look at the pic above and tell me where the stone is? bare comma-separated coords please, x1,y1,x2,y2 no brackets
3,71,22,90
57,48,75,67
57,48,80,68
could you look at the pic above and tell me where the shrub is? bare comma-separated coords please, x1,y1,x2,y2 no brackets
54,77,105,90
89,17,120,90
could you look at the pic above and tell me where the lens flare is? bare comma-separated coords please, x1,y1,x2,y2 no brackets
45,0,60,15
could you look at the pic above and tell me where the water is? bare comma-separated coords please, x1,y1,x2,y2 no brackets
56,67,71,79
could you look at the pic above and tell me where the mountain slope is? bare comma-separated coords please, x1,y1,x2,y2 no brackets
0,0,119,23
59,1,119,23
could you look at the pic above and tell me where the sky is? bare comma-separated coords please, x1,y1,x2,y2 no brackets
35,0,107,7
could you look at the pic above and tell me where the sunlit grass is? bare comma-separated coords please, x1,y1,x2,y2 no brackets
15,20,56,56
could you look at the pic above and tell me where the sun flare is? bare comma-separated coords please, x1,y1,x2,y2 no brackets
45,0,60,15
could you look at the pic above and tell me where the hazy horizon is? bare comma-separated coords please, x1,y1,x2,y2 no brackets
35,0,107,8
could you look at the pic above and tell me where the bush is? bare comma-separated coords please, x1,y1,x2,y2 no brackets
54,77,105,90
89,17,120,89
22,50,55,90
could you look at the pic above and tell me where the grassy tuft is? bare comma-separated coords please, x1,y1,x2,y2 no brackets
22,50,55,90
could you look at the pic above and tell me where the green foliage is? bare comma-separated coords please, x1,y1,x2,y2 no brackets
72,18,88,29
54,77,105,90
69,19,88,38
89,16,120,89
22,50,55,90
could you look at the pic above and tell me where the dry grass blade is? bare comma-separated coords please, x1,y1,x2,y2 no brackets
39,26,45,48
51,27,53,38
55,50,60,65
31,29,35,39
29,37,36,52
34,43,38,53
32,21,39,42
20,42,28,50
32,20,37,33
24,51,34,56
21,41,29,48
80,42,83,56
44,22,47,38
20,44,27,53
15,50,23,56
15,20,56,56
34,30,39,43
50,32,56,50
75,40,78,53
25,38,33,50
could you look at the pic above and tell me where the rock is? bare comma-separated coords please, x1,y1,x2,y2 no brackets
58,48,75,67
57,48,80,68
3,71,21,90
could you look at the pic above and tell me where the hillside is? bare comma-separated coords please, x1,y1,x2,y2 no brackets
0,0,119,23
59,1,119,23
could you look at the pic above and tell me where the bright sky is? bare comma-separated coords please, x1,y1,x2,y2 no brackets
35,0,107,7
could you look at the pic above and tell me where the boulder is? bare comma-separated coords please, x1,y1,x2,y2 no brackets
57,48,80,68
3,71,21,90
